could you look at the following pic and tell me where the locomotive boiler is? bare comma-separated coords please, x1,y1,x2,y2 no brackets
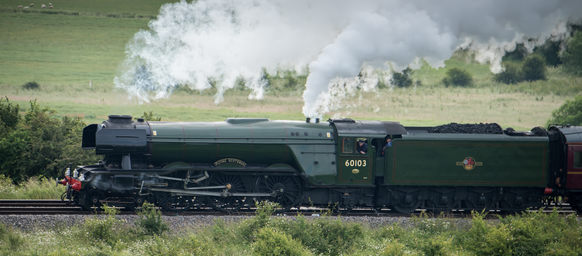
59,115,582,213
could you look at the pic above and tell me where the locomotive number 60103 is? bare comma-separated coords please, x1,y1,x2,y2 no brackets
345,159,367,167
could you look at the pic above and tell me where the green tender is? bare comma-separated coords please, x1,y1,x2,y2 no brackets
384,133,549,187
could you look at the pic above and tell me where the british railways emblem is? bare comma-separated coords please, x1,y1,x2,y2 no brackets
456,157,483,171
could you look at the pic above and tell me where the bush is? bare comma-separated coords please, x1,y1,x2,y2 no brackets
0,97,19,133
547,95,582,126
442,68,473,87
0,100,100,183
521,54,547,81
381,240,406,256
504,215,545,255
22,81,40,90
390,68,413,88
533,40,562,66
144,236,182,256
83,205,120,246
494,63,523,84
562,31,582,75
139,111,162,121
238,201,277,242
252,227,311,256
136,202,168,236
420,236,453,256
241,202,364,255
143,233,217,256
459,210,582,256
462,211,512,255
503,210,582,256
502,43,528,62
274,216,364,256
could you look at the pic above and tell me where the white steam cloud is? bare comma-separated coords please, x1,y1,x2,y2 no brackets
114,0,582,118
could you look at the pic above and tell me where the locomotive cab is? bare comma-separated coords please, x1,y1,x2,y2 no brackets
330,119,407,186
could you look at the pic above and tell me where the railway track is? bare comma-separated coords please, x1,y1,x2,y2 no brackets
0,200,85,215
0,200,577,216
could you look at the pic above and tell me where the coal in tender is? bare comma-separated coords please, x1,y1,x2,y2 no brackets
428,123,503,134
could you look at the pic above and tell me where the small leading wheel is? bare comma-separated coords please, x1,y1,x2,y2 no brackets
80,191,101,211
262,175,302,208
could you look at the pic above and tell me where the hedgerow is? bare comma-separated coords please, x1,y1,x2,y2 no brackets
0,98,99,183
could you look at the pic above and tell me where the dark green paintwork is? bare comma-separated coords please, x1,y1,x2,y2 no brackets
125,118,551,188
147,120,338,185
336,139,375,185
385,133,549,187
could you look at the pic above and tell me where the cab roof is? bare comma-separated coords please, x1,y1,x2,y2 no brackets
330,119,407,137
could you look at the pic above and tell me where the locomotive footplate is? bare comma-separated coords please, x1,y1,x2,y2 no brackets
146,187,276,198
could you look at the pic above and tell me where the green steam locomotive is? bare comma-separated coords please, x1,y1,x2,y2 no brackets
59,115,582,213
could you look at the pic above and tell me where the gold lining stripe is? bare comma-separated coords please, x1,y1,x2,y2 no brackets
569,172,582,175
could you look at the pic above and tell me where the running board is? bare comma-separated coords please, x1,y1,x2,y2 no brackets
147,187,275,198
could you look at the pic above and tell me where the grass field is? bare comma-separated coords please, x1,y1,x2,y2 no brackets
0,0,579,130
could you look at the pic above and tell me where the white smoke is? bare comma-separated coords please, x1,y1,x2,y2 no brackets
114,0,582,117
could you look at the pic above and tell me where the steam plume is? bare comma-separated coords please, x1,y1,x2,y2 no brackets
114,0,582,117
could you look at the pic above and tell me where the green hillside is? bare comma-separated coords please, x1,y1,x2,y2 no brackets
0,0,579,129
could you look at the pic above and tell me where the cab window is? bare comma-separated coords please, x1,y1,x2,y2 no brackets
574,151,582,169
342,138,354,153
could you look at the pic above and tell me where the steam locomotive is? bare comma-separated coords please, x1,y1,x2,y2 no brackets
59,115,582,213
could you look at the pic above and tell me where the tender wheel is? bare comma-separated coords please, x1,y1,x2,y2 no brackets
499,191,524,213
425,189,454,214
467,189,495,212
262,175,302,208
391,190,420,214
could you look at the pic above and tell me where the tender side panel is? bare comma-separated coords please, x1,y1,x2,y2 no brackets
385,136,549,187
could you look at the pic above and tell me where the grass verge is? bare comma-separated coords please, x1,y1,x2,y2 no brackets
0,175,64,199
1,203,580,255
